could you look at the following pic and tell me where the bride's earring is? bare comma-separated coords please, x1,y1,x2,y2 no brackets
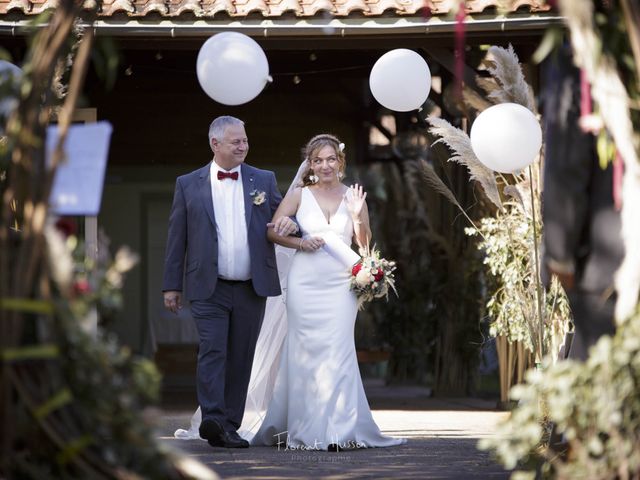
309,172,319,184
337,171,344,180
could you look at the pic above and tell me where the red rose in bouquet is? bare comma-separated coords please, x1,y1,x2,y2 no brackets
349,246,397,309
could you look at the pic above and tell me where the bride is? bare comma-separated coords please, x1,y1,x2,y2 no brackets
176,133,405,451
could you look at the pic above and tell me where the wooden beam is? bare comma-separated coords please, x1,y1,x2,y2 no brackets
420,46,480,92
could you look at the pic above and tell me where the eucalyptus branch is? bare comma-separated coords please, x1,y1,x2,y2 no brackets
8,368,110,479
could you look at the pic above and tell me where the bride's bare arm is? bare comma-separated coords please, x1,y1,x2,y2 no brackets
345,184,372,250
352,203,371,250
267,188,324,252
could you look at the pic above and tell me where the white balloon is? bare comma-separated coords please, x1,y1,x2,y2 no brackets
196,32,271,106
470,102,542,173
369,49,431,112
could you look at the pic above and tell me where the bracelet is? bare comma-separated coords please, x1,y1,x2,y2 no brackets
299,238,305,251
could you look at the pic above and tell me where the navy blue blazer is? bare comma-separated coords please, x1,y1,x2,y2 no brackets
162,162,282,300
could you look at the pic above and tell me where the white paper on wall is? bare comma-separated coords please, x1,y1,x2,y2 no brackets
47,121,113,216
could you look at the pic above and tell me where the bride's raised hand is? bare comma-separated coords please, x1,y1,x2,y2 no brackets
345,183,367,220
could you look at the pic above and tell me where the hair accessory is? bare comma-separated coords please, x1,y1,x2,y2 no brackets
339,142,345,152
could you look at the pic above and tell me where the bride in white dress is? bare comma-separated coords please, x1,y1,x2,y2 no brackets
253,134,404,450
175,134,405,451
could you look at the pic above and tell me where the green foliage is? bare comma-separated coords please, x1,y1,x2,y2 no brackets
55,318,175,477
478,5,640,478
68,233,138,323
5,230,198,479
91,36,120,91
465,204,571,357
357,156,484,391
1,4,210,477
479,308,640,479
0,47,11,62
52,231,181,477
358,160,439,383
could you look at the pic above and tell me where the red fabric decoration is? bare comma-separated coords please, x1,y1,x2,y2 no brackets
454,2,466,97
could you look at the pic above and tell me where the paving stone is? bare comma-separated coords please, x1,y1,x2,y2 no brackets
158,386,511,479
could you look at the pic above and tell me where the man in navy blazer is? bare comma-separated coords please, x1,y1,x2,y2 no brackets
162,116,297,448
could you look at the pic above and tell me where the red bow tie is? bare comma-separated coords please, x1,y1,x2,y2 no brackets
217,171,239,181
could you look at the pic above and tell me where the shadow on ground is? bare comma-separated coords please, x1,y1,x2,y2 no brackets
162,437,509,479
158,383,511,479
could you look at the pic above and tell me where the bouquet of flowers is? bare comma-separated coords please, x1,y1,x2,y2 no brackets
350,246,397,309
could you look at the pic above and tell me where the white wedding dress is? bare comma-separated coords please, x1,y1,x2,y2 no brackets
175,186,405,450
251,187,404,449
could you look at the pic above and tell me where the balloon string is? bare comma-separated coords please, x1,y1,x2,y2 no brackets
455,1,466,98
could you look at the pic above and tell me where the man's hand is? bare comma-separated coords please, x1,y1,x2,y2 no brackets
164,291,183,314
268,216,298,236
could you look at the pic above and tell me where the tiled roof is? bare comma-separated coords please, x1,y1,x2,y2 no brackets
0,0,550,18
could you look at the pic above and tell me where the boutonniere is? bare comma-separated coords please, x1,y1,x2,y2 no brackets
250,189,266,206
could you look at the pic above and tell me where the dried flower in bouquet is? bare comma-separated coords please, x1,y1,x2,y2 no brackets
350,246,398,309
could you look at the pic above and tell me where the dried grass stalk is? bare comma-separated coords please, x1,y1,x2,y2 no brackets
419,159,464,212
475,76,502,100
462,85,493,112
427,116,503,210
483,44,537,113
503,184,532,218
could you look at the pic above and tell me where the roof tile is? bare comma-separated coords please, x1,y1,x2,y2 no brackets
201,0,236,15
100,0,136,15
301,0,335,16
30,0,57,13
133,0,170,16
168,0,204,16
336,0,370,15
0,0,551,18
269,0,304,16
3,0,31,13
235,0,270,16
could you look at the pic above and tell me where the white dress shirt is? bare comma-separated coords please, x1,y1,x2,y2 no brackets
210,161,251,280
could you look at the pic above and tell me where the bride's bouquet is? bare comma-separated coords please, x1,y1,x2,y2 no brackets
350,246,397,309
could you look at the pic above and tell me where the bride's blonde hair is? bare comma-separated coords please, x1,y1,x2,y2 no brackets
300,134,346,187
